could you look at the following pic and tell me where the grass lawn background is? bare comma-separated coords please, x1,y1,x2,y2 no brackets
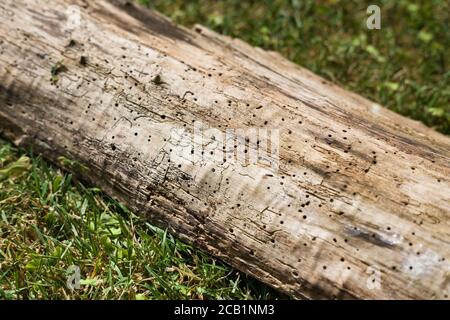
0,0,448,299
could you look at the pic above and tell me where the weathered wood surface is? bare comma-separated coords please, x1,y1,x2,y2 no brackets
1,0,449,299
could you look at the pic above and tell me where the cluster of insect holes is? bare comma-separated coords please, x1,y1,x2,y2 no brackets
64,57,446,284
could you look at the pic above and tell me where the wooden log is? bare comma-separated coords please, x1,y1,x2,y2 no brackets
1,0,449,299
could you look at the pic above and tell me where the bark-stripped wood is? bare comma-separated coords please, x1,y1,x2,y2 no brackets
1,0,449,299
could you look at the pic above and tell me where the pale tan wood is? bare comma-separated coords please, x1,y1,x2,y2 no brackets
0,0,449,299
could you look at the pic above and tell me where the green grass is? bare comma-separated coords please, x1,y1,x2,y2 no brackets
1,0,449,300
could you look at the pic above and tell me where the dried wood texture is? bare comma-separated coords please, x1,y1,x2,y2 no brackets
1,0,449,299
